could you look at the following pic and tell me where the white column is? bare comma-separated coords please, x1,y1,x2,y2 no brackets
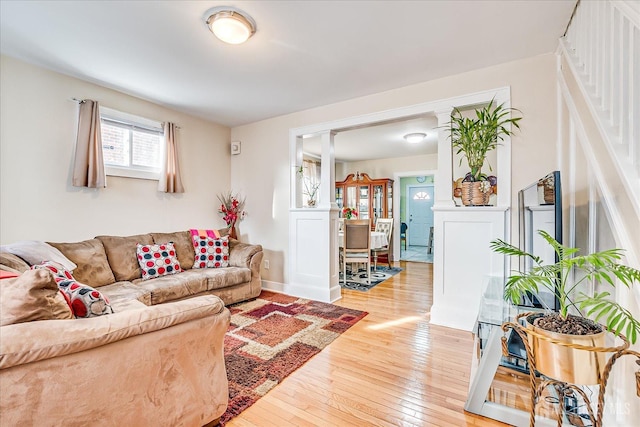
434,108,455,208
286,131,341,303
431,102,509,331
494,94,512,208
291,135,303,208
319,131,337,209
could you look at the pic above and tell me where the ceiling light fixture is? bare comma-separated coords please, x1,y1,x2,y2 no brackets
404,133,427,143
205,7,256,45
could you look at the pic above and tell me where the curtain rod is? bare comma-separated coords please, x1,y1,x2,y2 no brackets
70,98,180,129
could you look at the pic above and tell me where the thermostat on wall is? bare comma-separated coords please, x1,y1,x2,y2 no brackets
231,141,241,155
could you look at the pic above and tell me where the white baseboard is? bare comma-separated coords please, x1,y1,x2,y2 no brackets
261,280,342,303
430,302,477,332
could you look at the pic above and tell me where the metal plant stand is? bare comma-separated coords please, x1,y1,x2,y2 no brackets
501,313,640,427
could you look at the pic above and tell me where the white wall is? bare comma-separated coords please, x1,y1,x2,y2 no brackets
231,54,558,285
336,154,438,182
0,56,231,243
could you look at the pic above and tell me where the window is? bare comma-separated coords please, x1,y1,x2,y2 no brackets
413,191,430,200
100,107,163,180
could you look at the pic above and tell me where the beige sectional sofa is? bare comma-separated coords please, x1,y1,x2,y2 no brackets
0,229,264,426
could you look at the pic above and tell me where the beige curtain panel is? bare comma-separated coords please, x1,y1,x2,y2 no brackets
158,122,185,193
72,99,106,188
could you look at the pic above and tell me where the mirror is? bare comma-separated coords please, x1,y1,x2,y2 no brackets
517,171,562,311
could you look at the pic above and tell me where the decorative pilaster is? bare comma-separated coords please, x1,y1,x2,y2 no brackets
319,131,337,209
435,108,456,207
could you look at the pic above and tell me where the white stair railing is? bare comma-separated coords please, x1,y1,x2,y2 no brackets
561,0,640,215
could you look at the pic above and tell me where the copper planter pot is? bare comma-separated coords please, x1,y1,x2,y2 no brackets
526,314,607,385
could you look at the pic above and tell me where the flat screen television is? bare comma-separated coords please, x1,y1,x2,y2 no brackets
517,171,562,311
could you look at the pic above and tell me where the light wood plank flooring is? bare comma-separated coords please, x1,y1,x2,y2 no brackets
228,261,510,426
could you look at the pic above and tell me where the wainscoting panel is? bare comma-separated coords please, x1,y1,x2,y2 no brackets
287,207,341,303
431,207,508,331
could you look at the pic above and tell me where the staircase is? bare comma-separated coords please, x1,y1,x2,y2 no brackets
557,2,639,424
559,0,640,265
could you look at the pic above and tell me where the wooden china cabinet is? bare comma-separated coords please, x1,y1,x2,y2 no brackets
335,173,393,225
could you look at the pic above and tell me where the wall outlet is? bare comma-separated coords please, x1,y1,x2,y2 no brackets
264,259,270,269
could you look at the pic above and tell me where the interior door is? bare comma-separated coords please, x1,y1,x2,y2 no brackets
407,185,434,246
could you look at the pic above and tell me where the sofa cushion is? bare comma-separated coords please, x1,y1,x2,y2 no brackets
200,266,251,290
192,236,229,269
47,239,116,287
0,241,77,270
150,231,195,270
98,281,152,307
96,234,153,282
0,252,30,273
134,270,210,305
133,267,250,305
0,269,74,326
33,262,114,318
136,242,182,280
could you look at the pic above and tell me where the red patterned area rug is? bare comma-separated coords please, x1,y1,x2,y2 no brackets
220,290,367,425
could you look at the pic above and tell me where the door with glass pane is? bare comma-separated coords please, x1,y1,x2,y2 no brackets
407,185,434,246
358,186,369,219
345,185,357,209
335,187,343,210
372,185,384,222
387,182,393,219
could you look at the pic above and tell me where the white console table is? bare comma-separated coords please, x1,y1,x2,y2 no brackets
464,276,556,427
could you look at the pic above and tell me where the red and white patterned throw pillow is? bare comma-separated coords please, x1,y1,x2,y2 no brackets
32,261,114,318
136,242,182,280
192,235,229,269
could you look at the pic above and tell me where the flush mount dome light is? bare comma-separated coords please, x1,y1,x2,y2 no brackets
205,7,256,45
404,133,427,143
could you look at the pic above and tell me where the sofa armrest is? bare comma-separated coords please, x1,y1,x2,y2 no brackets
229,240,263,269
0,295,228,370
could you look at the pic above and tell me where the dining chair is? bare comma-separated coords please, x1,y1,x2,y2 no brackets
426,226,434,254
372,218,393,270
342,219,371,285
400,222,408,250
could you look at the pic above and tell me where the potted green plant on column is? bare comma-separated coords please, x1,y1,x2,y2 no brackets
491,230,640,385
449,99,522,206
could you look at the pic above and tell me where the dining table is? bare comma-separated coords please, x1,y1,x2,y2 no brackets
338,230,388,249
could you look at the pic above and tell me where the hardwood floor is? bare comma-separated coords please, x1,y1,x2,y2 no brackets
228,261,510,426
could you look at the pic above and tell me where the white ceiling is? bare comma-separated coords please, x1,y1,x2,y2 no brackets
303,116,439,162
0,0,576,130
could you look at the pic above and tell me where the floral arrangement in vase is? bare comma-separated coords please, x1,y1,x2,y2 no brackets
342,207,358,219
217,191,246,239
296,165,320,206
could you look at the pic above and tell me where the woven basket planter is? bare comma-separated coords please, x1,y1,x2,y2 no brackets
543,186,555,204
537,182,555,204
460,181,491,206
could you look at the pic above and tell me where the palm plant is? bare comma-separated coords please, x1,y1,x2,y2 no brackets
490,230,640,343
449,99,522,182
